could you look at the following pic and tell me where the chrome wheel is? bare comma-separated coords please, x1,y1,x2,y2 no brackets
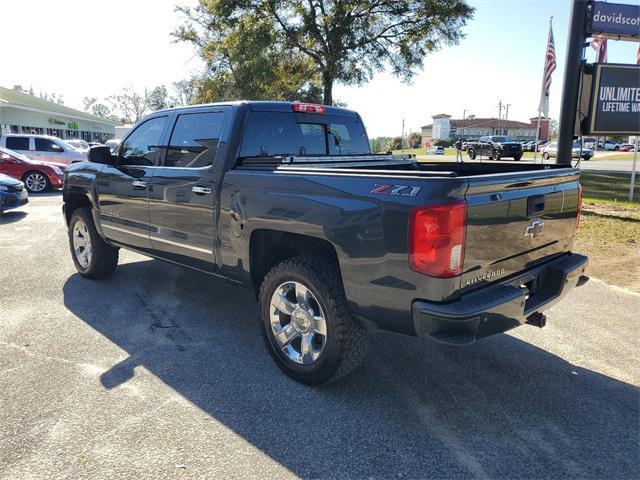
270,281,327,365
25,173,47,192
72,220,92,268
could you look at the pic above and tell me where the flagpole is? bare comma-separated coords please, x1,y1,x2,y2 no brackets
535,17,553,163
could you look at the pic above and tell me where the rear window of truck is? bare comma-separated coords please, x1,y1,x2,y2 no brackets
239,112,371,157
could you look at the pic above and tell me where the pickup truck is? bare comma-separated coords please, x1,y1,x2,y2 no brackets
62,101,588,385
467,135,524,161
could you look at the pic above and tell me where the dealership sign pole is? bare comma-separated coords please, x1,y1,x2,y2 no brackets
559,1,639,201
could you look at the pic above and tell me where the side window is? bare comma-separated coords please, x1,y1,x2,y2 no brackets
165,112,224,168
121,116,167,166
35,138,64,152
6,137,29,151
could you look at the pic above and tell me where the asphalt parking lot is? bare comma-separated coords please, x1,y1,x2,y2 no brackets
1,194,638,480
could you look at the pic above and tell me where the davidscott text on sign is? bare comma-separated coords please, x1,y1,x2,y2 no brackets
590,1,640,38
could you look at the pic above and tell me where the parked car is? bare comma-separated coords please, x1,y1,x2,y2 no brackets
536,141,550,152
0,146,66,192
525,140,546,152
104,139,121,152
542,141,593,161
0,172,28,213
619,143,638,152
598,140,619,151
62,101,588,384
65,139,90,151
583,138,597,149
428,145,445,155
466,135,523,160
0,134,86,165
88,142,104,148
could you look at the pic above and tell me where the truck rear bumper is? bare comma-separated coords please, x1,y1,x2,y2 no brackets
411,253,588,345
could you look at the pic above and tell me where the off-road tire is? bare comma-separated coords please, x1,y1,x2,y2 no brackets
68,207,119,279
259,256,368,385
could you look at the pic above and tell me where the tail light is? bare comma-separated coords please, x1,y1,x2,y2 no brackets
409,200,467,278
576,185,583,229
292,102,326,114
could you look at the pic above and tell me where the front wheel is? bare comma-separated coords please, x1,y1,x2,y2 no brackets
491,149,500,161
23,171,50,193
259,257,368,384
513,153,522,161
468,149,476,160
543,152,550,160
68,207,119,279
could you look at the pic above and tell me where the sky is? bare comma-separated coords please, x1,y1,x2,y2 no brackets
1,0,638,138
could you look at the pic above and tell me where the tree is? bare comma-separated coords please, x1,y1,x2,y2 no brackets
174,4,323,103
148,86,169,111
175,0,474,105
38,91,64,105
370,136,391,153
549,118,559,140
82,97,97,112
408,132,421,148
108,86,149,123
92,103,111,118
170,79,197,107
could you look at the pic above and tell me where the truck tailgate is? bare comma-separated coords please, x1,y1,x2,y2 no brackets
461,168,581,291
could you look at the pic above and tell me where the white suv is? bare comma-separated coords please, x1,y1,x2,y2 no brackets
0,134,87,165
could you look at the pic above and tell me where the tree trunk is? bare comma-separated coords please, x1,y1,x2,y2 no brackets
322,73,333,106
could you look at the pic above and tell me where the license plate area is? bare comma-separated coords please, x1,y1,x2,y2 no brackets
502,263,565,315
523,269,563,314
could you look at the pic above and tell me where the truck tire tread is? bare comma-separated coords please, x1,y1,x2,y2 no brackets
69,207,119,279
258,256,368,384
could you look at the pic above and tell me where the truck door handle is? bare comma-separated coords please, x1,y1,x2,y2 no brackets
132,180,147,190
192,185,212,195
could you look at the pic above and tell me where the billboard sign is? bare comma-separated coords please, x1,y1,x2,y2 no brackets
588,63,640,135
588,1,640,39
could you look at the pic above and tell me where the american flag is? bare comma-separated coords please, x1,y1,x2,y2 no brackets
591,37,608,63
542,26,557,96
539,19,556,117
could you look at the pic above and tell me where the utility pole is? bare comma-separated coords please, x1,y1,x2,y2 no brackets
557,0,589,165
505,104,511,136
462,109,466,139
401,118,405,150
497,101,503,135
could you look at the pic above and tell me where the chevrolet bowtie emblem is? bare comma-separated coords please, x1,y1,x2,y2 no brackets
524,219,545,239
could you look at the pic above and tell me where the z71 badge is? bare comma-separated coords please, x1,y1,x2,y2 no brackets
370,184,422,197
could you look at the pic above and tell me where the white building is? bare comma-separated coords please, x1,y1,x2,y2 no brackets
0,86,117,142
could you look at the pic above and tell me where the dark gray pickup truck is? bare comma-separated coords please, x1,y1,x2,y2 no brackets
63,101,588,384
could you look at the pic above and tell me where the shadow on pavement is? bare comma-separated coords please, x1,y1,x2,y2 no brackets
32,190,63,197
63,259,639,479
0,210,28,224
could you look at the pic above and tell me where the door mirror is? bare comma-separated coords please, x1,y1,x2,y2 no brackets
88,146,117,165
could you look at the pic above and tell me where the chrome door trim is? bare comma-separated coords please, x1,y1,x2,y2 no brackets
101,223,150,238
149,235,213,254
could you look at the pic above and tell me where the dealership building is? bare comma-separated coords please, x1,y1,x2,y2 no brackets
421,114,550,144
0,86,117,142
